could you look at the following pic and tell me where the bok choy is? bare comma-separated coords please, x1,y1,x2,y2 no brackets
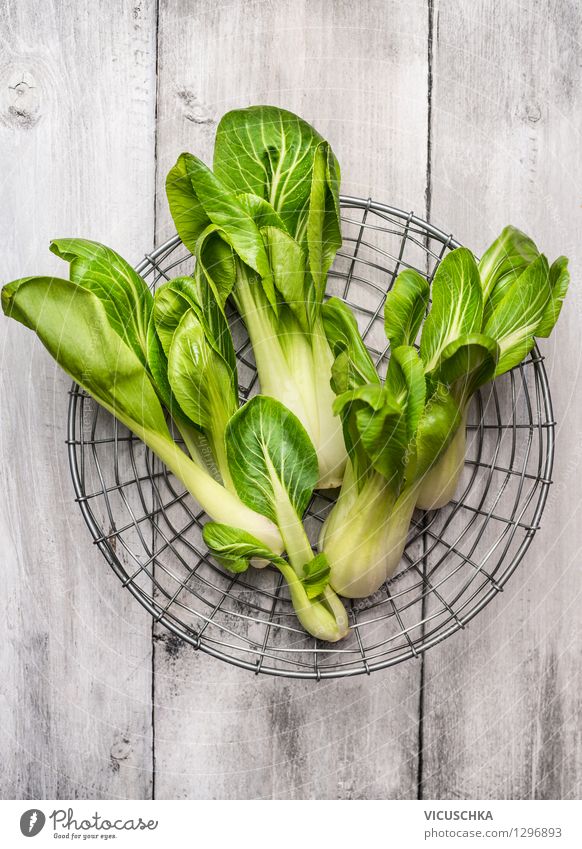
320,297,463,597
165,105,347,488
321,231,569,598
204,396,349,641
415,228,570,509
2,241,282,553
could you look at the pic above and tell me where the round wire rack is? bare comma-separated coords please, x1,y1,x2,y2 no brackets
67,196,555,679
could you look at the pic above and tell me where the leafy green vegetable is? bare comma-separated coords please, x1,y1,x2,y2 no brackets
301,552,332,600
203,523,330,597
202,523,281,574
3,275,167,440
386,345,427,440
409,383,462,482
261,224,309,329
428,332,499,406
166,105,347,488
306,141,342,304
165,154,212,255
384,268,430,350
414,231,569,510
478,225,540,318
333,383,408,485
155,271,237,375
323,297,380,394
1,274,282,553
152,283,187,356
213,105,327,236
50,239,187,429
483,254,551,375
420,248,483,372
49,239,237,479
321,235,552,594
167,309,237,488
536,255,570,338
49,238,152,367
210,396,348,641
204,521,344,640
177,153,276,288
225,393,318,526
144,309,211,466
196,225,238,308
414,407,469,510
322,305,461,596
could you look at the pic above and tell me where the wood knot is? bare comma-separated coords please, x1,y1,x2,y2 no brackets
1,70,41,130
517,101,542,125
526,103,542,123
176,88,215,125
110,735,132,762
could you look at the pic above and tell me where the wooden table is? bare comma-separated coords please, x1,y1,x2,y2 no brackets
2,0,581,799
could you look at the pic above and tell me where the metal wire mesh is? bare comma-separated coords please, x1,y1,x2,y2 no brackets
67,197,555,679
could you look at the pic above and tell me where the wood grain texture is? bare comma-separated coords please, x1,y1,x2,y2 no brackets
152,0,429,799
0,0,157,798
420,0,582,800
2,0,581,801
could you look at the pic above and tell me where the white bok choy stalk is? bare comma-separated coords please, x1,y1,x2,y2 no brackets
165,105,347,488
2,240,282,553
319,298,464,598
414,230,570,509
203,396,349,642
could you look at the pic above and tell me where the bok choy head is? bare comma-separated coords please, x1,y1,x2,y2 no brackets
204,395,349,641
165,105,347,489
2,241,282,553
415,231,569,509
320,298,461,598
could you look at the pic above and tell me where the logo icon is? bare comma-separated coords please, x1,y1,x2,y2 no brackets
20,810,46,837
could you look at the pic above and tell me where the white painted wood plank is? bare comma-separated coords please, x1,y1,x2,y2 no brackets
0,0,157,798
152,0,429,799
421,0,582,799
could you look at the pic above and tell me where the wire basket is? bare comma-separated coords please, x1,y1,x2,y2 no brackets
67,197,555,679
